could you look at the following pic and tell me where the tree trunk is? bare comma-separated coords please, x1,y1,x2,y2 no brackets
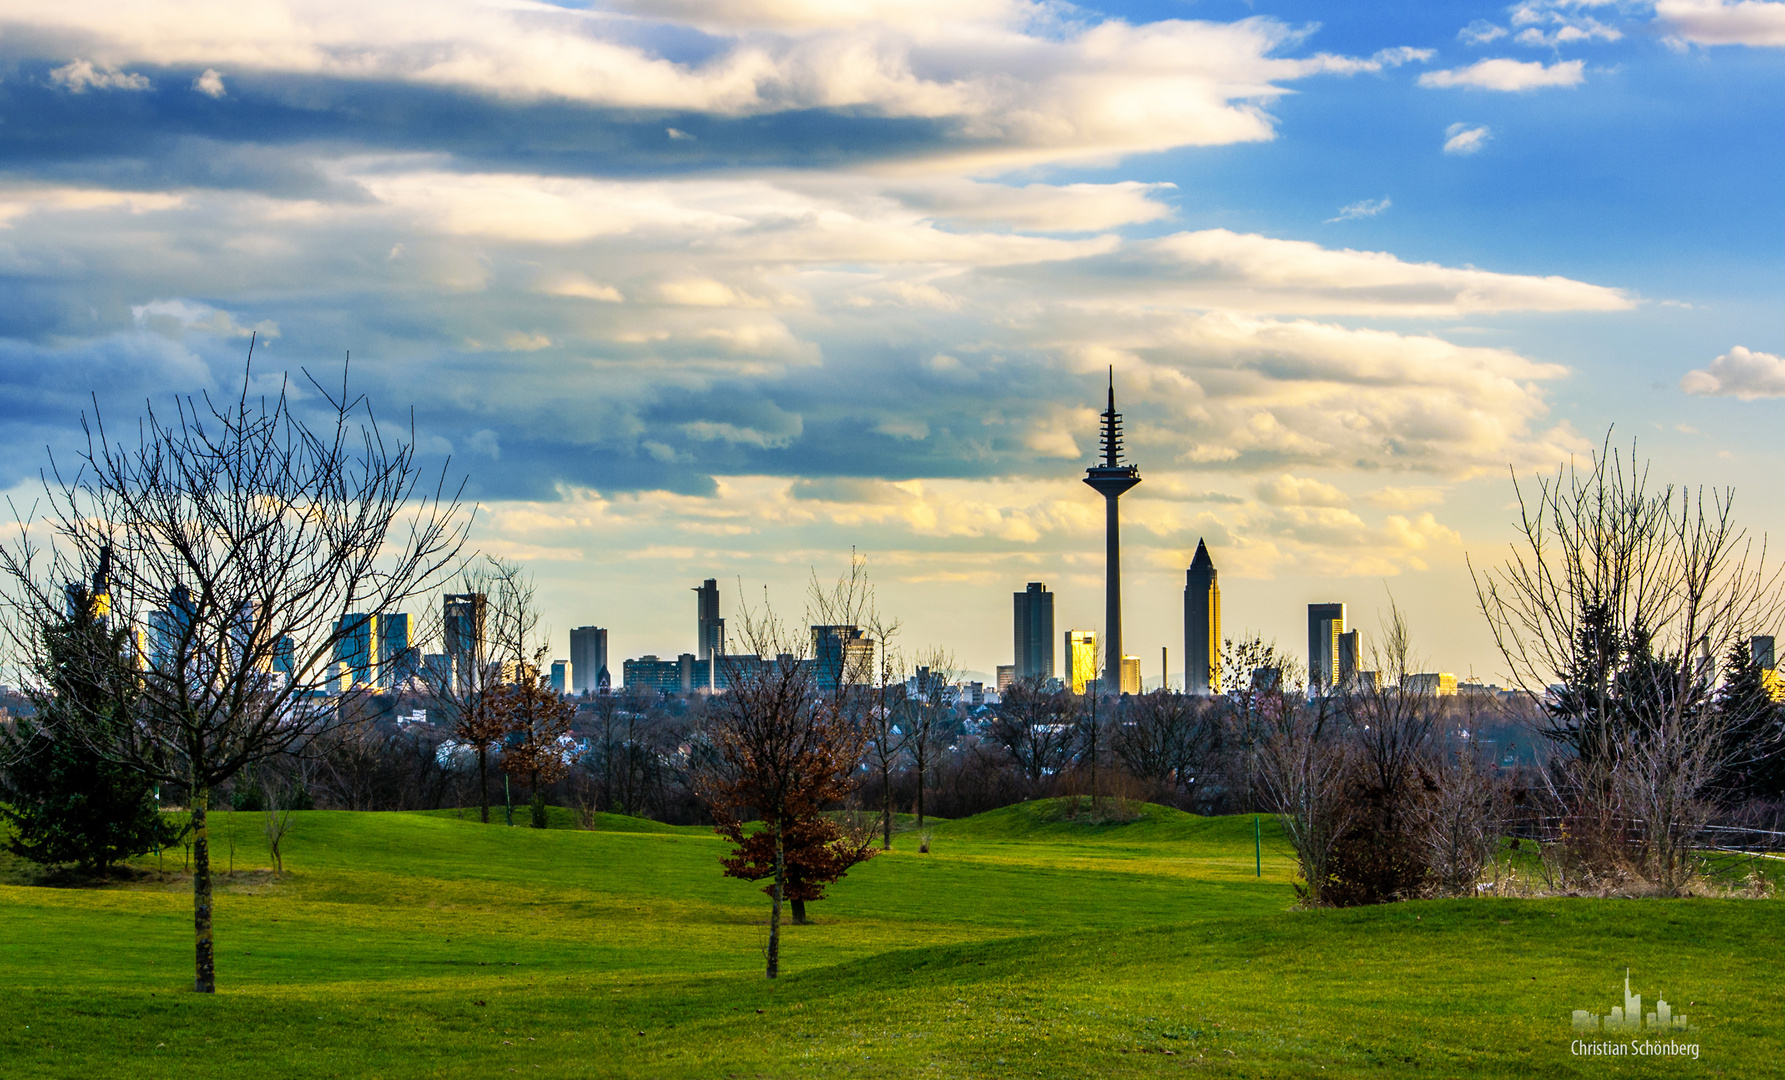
192,784,215,994
767,826,783,979
882,762,893,850
791,896,807,925
916,759,926,832
477,744,490,824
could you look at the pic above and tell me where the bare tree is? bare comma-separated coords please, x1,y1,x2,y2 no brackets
1474,438,1785,892
905,647,958,832
1217,634,1290,811
1112,688,1217,800
1252,659,1359,904
988,678,1080,793
0,354,468,991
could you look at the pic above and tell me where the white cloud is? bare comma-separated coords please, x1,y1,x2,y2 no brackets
1443,124,1492,154
48,59,151,92
1257,474,1350,507
1,4,1429,168
1325,197,1390,223
1657,0,1785,46
1418,58,1586,90
1680,346,1785,398
1041,228,1633,316
193,68,226,97
1460,20,1509,44
130,298,278,339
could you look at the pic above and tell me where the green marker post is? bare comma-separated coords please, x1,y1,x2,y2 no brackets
1254,815,1261,877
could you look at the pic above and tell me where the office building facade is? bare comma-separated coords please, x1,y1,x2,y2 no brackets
335,613,377,687
813,625,874,695
444,593,487,691
1120,654,1141,695
570,625,610,693
1307,603,1346,691
1012,582,1055,683
695,579,725,665
1184,539,1220,695
1065,629,1098,695
379,612,415,687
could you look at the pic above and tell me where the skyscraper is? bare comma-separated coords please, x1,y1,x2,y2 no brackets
549,659,568,695
1120,655,1141,695
1065,629,1098,695
379,612,415,687
1339,629,1361,689
570,625,609,693
1308,603,1346,691
813,625,874,695
694,579,725,661
1083,369,1141,692
1184,539,1220,695
1012,581,1055,682
444,593,487,691
335,613,377,687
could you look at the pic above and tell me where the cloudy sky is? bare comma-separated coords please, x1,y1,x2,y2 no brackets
5,0,1785,684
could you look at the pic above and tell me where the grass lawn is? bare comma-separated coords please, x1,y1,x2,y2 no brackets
0,800,1778,1078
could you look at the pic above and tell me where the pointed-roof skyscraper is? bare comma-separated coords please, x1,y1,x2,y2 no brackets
1083,368,1140,693
1185,539,1220,695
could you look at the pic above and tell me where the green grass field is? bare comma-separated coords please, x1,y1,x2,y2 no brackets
1,801,1778,1078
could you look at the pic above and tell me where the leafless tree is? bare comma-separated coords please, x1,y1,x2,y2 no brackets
905,646,958,831
1112,688,1217,800
1473,438,1785,892
0,353,468,991
1252,659,1358,904
988,678,1080,793
1217,634,1290,811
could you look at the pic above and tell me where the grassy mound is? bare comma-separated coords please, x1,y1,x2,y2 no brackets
0,805,1775,1077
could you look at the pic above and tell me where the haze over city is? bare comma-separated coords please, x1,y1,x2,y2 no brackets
5,0,1785,677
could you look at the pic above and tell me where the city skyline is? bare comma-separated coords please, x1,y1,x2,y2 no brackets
5,0,1785,682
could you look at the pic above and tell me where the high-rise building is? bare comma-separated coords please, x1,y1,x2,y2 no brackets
1013,582,1055,682
335,613,377,687
995,665,1015,693
1307,603,1346,691
272,635,296,679
1404,672,1458,696
1184,539,1220,695
379,612,415,687
570,626,610,694
694,579,725,665
1120,655,1141,695
1083,370,1141,691
444,593,487,691
549,659,568,695
1065,629,1098,695
1339,629,1361,689
622,654,696,695
813,625,874,695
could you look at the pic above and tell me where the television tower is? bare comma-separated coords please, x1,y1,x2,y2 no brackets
1083,368,1140,692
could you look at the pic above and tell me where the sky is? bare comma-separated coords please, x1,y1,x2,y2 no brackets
4,0,1785,686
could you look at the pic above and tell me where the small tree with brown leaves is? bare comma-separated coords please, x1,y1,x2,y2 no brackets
701,594,870,978
494,672,574,828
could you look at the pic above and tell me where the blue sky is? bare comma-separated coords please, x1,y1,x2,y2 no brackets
3,0,1784,683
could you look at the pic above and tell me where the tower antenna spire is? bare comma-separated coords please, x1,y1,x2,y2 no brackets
1085,369,1140,692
